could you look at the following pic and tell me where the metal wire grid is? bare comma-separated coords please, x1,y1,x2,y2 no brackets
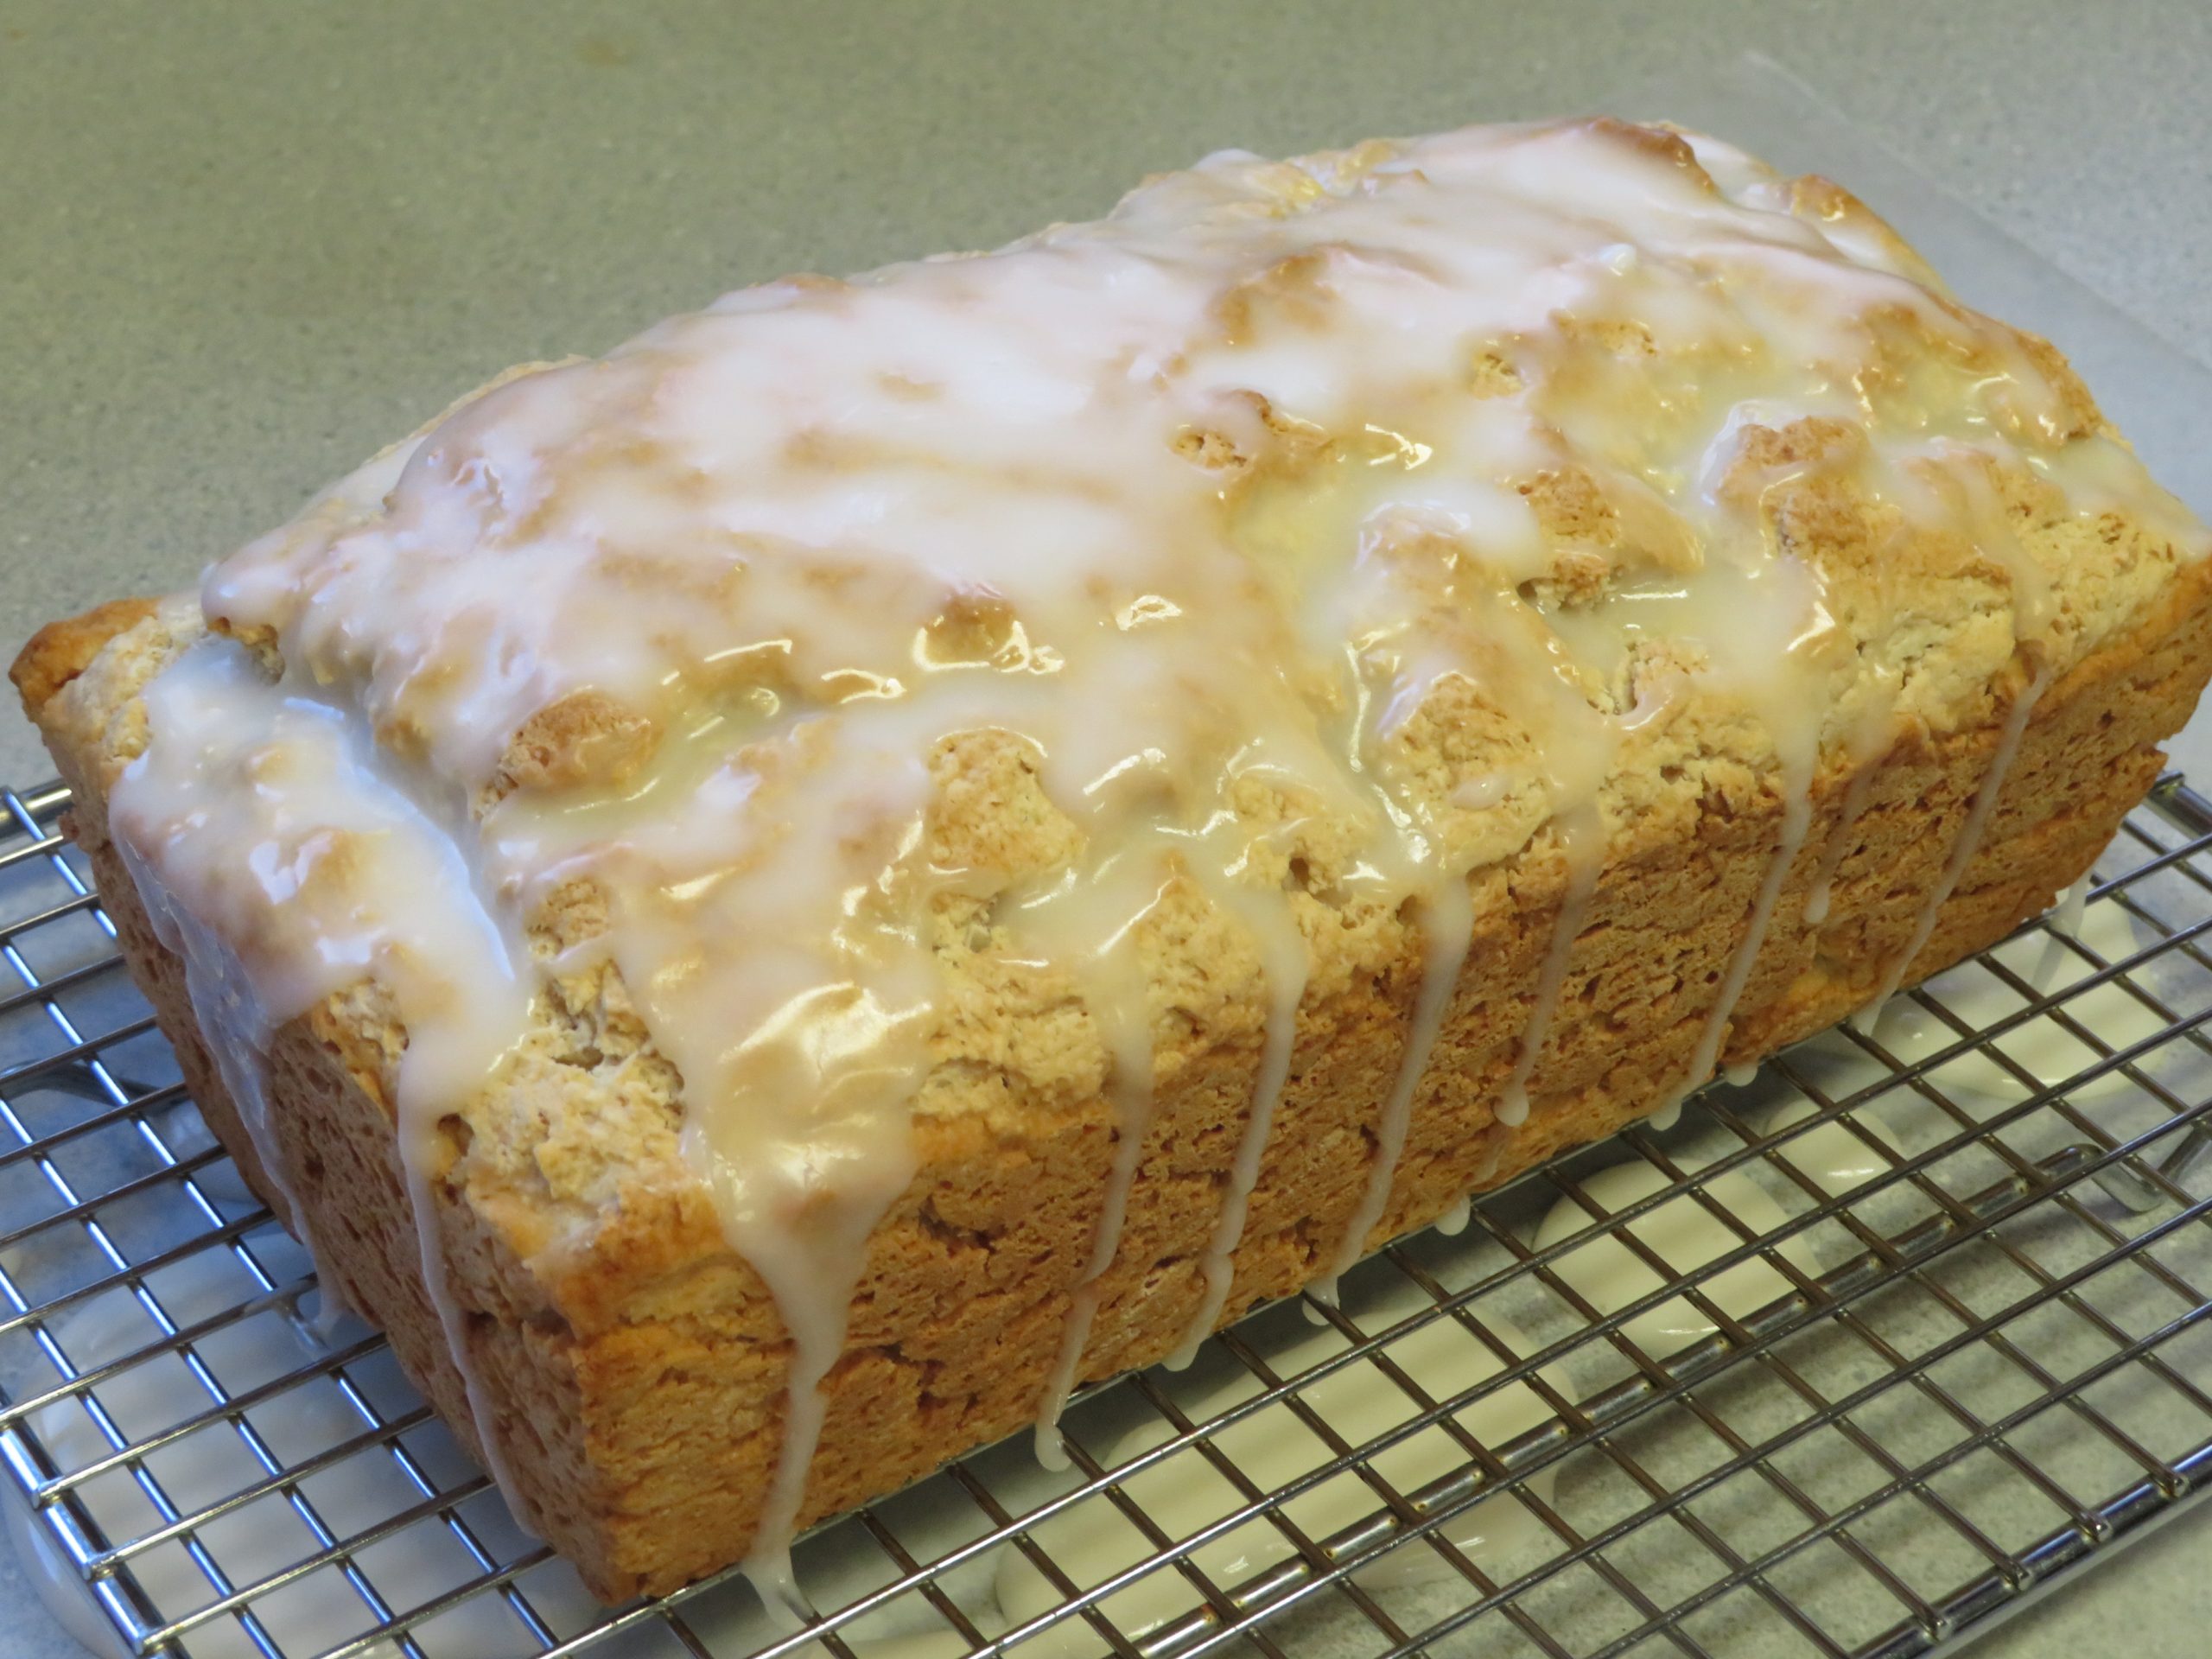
0,779,2208,1659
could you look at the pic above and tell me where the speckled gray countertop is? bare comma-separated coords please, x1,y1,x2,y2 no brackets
3,3,2210,1655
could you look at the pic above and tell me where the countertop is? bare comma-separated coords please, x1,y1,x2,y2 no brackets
3,2,2209,1655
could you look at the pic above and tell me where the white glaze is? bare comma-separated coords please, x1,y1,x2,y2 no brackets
1758,1097,1904,1198
1531,1159,1817,1363
1313,875,1476,1305
1801,682,1901,929
1856,661,2056,1029
5,1491,129,1659
1168,893,1310,1369
999,1302,1558,1656
107,640,536,1524
1802,767,1871,928
1825,893,2162,1114
113,831,312,1245
104,116,2209,1567
1674,737,1815,1103
2053,875,2090,940
1856,446,2068,1027
13,1258,407,1659
2019,874,2093,996
1034,921,1160,1470
1496,804,1605,1132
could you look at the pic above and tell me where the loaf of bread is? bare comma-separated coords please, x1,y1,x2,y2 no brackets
16,118,2212,1605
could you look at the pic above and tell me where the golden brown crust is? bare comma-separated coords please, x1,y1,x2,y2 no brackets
10,596,159,722
492,688,660,798
18,124,2212,1600
34,550,2212,1599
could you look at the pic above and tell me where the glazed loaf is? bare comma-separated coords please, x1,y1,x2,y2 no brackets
16,118,2212,1605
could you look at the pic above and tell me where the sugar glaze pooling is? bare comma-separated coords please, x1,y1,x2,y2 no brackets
105,115,2212,1590
107,633,537,1520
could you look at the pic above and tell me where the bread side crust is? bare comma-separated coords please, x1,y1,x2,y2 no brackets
18,550,2212,1599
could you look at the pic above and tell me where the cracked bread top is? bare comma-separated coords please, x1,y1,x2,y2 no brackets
16,116,2211,1571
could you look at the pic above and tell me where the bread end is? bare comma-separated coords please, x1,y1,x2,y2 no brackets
11,598,163,724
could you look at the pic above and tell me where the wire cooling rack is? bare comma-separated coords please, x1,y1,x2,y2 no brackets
2,777,2209,1659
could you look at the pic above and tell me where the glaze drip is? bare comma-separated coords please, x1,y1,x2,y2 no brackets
97,116,2209,1573
108,639,535,1522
